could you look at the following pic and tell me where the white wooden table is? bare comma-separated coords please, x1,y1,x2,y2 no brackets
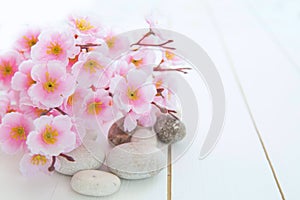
0,0,299,199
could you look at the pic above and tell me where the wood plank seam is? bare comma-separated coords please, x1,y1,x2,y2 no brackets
167,145,172,200
204,1,286,199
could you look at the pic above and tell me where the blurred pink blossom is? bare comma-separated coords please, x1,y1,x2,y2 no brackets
0,51,21,90
80,89,114,130
0,112,34,154
14,28,40,59
11,60,36,92
72,52,111,88
19,153,60,176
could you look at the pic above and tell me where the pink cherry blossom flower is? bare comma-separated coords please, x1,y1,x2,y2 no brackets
153,74,178,110
31,30,80,65
123,105,159,131
62,87,89,115
0,51,21,89
123,111,139,132
68,15,106,43
19,95,49,119
66,54,79,73
72,52,111,88
19,153,60,176
137,104,159,127
80,89,114,130
26,115,76,156
11,60,36,92
126,49,157,74
111,59,130,77
0,112,33,154
71,118,86,148
145,11,168,40
104,30,129,58
114,69,156,114
28,61,76,108
0,93,20,121
14,28,40,59
161,50,183,65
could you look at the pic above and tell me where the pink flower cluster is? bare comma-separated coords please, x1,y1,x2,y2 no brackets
0,14,188,176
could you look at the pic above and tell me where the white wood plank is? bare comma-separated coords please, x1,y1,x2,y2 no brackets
0,142,167,200
241,0,300,73
208,0,300,199
158,1,281,199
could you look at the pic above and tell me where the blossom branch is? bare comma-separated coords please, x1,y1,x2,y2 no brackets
132,40,175,50
59,153,75,162
54,107,68,115
151,102,179,120
154,66,192,74
131,28,155,46
48,156,56,172
41,108,53,116
76,43,101,51
131,29,175,50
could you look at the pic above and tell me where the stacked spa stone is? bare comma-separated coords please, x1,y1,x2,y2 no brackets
59,115,186,197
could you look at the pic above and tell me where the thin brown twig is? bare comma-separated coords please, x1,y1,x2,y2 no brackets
41,108,53,116
59,153,75,162
54,107,68,115
130,28,155,47
76,43,101,51
134,40,175,50
131,29,175,50
152,102,179,120
48,156,56,172
154,67,192,74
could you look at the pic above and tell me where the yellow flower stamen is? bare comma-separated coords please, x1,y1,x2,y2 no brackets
131,59,143,68
34,108,48,116
27,74,36,86
10,126,26,141
87,101,103,115
0,62,13,77
83,59,103,73
155,80,163,88
31,154,47,166
127,88,139,101
75,19,94,32
42,124,59,145
165,51,175,60
67,93,75,106
106,37,116,49
46,42,63,56
23,35,38,48
43,72,59,93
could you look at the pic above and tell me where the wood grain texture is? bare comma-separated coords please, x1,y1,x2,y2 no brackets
208,0,300,199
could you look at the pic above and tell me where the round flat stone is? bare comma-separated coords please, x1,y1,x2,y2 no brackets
106,142,166,180
131,128,157,146
71,170,121,197
56,140,105,176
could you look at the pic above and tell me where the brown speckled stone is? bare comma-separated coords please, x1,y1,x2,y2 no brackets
154,115,186,144
108,118,135,146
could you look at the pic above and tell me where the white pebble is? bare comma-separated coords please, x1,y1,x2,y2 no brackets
106,142,166,180
131,128,157,146
71,170,121,197
56,140,105,175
